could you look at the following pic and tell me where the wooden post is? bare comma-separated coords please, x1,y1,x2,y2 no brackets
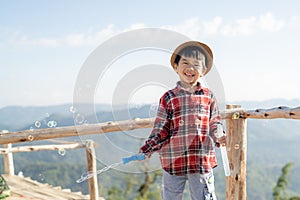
226,105,247,200
85,140,99,200
3,143,15,176
2,130,15,176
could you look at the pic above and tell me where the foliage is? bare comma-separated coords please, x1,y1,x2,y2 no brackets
15,162,89,194
273,162,300,200
0,175,10,199
103,170,162,200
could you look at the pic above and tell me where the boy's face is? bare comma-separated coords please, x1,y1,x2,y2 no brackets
174,55,205,87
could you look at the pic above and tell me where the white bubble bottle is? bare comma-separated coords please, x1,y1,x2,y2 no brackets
217,123,231,176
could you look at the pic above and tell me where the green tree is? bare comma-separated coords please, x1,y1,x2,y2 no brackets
106,186,126,200
273,162,300,200
135,170,162,200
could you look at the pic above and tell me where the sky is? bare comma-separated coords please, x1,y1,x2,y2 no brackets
1,0,300,109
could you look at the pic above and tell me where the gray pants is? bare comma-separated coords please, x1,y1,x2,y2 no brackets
162,170,217,200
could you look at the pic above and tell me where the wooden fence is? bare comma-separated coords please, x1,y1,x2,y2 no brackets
0,140,99,200
1,105,300,200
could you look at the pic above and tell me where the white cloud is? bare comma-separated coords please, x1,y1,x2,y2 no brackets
285,16,300,31
18,36,59,47
85,24,117,45
160,17,202,39
64,34,85,46
221,16,257,36
12,24,118,47
161,13,286,38
203,17,223,35
259,12,285,32
3,13,292,47
220,13,285,36
125,23,147,30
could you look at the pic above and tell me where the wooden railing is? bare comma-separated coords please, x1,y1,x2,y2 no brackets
0,139,98,200
1,105,300,200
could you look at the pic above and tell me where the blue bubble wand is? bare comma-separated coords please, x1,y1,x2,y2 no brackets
76,153,146,183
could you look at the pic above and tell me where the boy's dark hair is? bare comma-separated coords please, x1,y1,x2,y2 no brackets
174,45,207,66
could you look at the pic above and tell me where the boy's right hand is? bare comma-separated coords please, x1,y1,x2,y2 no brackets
139,150,151,159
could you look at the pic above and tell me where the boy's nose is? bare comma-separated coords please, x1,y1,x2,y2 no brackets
186,64,194,69
186,65,196,71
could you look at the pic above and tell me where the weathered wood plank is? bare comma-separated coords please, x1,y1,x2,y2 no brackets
226,105,247,200
3,143,14,175
85,140,99,200
0,118,155,145
242,106,300,119
0,143,86,154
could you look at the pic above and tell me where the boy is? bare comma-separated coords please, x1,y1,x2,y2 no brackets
139,41,226,200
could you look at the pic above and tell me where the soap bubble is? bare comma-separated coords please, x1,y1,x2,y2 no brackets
75,113,85,124
58,148,66,156
149,103,158,118
38,173,45,182
47,121,52,128
34,121,41,128
47,121,57,128
70,106,76,113
45,113,50,118
51,121,57,127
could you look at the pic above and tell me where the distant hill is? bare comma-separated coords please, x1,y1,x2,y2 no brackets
229,98,300,109
1,98,299,131
0,103,112,131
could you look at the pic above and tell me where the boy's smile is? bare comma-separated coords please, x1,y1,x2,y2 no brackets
174,55,205,88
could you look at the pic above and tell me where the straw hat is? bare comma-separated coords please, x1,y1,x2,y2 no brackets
170,41,213,75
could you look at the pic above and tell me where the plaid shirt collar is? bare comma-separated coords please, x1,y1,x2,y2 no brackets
174,81,207,95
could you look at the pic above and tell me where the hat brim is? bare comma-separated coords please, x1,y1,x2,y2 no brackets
170,41,213,76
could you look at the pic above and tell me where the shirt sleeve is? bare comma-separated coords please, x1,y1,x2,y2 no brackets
209,92,222,144
140,95,172,155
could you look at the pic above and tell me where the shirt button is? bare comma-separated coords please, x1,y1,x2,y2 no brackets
179,120,184,126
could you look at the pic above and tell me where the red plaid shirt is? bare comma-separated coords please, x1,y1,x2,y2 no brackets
140,82,222,175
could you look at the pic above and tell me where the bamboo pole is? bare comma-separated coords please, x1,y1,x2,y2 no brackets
226,105,247,200
85,140,99,200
